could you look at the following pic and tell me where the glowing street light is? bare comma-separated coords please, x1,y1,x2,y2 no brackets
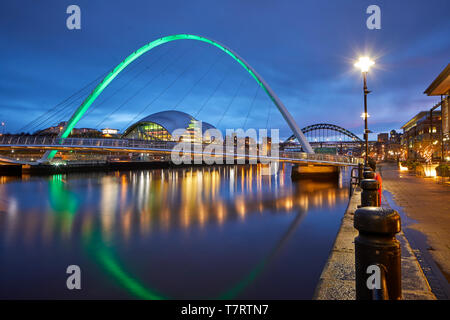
355,56,375,165
354,57,375,73
360,112,370,119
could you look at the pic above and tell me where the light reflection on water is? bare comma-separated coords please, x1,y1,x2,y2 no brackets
0,164,350,299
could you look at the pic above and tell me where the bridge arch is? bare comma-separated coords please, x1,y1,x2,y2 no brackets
285,123,362,143
45,34,313,160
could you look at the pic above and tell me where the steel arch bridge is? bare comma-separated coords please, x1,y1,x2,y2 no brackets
43,34,314,161
285,123,362,143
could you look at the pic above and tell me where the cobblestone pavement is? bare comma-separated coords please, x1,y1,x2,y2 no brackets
379,162,450,294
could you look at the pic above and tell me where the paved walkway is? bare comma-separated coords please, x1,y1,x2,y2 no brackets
379,162,450,298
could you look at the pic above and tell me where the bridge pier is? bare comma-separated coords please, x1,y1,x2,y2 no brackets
21,164,32,174
291,164,339,180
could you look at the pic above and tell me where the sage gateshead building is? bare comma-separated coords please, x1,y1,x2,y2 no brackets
122,110,218,143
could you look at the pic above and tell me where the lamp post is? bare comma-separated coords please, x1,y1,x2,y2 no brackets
355,57,375,166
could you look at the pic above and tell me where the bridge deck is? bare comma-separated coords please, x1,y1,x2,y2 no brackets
0,136,362,166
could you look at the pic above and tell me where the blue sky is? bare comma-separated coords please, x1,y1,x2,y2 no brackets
0,0,449,139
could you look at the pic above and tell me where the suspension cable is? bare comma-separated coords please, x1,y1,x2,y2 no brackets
173,54,222,111
19,72,107,133
93,49,173,129
193,67,232,119
86,47,171,122
265,99,272,130
242,84,260,129
31,94,88,135
215,77,246,128
25,59,148,133
120,46,197,132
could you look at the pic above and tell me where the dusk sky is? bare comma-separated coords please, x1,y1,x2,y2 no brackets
0,0,449,139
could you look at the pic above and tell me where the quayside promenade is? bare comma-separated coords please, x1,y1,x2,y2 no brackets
379,162,450,299
315,162,450,300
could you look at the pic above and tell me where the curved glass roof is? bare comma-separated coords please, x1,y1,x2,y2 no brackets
124,110,216,136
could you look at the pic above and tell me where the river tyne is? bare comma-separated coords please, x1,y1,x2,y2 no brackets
0,164,350,299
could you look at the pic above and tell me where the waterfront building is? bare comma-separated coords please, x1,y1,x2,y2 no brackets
36,121,102,137
101,128,120,138
35,121,67,135
377,133,389,143
372,131,404,162
122,110,218,143
401,111,442,161
424,63,450,162
386,130,404,161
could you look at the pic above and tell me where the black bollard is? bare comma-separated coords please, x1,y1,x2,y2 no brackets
363,170,376,179
354,207,401,300
361,179,379,207
358,163,364,184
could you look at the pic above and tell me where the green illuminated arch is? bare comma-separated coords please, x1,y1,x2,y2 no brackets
45,34,313,160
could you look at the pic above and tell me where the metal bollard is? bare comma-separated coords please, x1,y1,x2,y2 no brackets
358,163,364,183
361,179,379,207
363,170,376,179
354,207,401,300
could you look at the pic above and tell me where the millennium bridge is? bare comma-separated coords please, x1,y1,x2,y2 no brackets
0,135,361,167
0,34,364,171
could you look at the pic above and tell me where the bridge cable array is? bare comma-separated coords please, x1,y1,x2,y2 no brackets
19,41,284,139
193,66,233,120
242,85,260,130
265,99,272,130
94,46,173,129
120,44,200,132
215,77,247,129
20,58,149,134
18,72,107,134
173,54,223,112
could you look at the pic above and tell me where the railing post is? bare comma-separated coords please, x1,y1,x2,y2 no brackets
354,207,401,300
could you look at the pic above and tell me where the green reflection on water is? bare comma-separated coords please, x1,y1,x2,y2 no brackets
48,174,78,237
95,241,166,300
47,172,275,300
48,174,171,299
43,167,338,300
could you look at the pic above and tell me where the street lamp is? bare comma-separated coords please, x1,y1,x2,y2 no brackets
355,57,375,165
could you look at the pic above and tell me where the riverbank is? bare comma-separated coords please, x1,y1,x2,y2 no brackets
313,188,436,300
0,160,238,176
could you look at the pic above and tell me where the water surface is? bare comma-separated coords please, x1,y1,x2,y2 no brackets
0,164,350,299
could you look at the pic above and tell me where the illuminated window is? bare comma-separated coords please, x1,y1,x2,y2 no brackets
125,122,172,141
